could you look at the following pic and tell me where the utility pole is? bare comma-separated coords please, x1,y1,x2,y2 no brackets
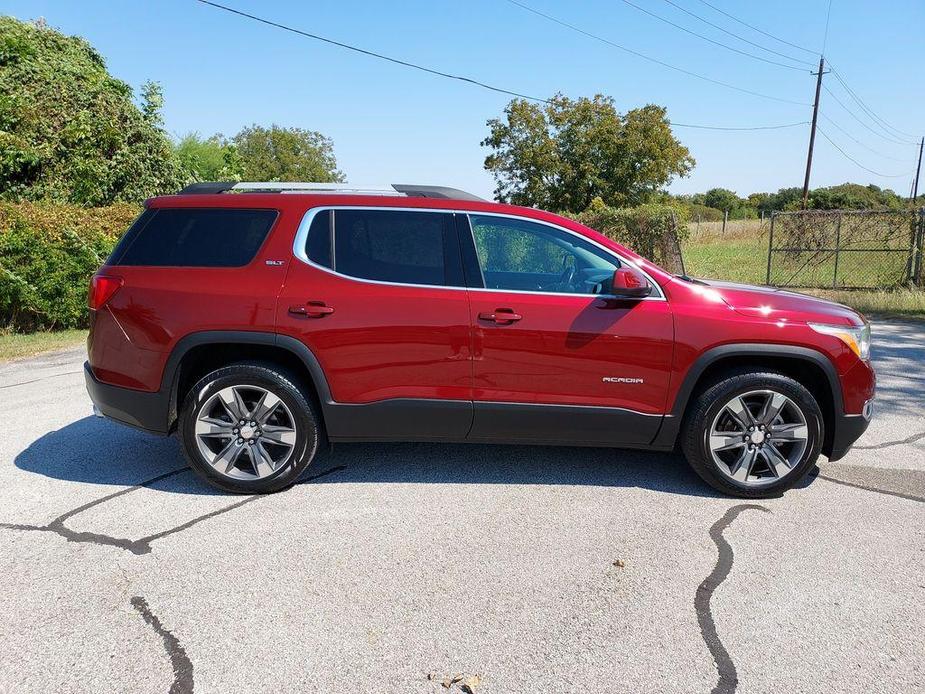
802,56,826,209
912,136,924,202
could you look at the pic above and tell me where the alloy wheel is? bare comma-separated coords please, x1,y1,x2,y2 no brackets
194,385,298,480
708,389,809,487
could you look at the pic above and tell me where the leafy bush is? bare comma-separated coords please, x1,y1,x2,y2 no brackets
0,201,138,331
675,201,724,222
571,198,688,274
0,16,184,205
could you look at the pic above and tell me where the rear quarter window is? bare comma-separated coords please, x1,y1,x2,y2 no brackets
109,208,277,267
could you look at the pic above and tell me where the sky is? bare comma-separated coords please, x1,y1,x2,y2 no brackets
3,0,923,200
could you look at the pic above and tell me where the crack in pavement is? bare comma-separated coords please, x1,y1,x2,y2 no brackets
696,504,770,694
0,370,83,389
131,596,194,694
816,472,925,504
853,430,925,450
0,464,348,554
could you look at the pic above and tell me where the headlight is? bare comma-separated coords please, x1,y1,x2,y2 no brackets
808,322,870,360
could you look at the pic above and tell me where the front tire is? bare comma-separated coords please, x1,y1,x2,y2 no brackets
178,363,320,493
681,371,822,498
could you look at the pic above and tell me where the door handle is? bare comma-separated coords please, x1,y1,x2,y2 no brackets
478,309,522,324
289,302,335,318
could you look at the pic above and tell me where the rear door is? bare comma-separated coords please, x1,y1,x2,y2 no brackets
461,213,674,446
276,206,473,440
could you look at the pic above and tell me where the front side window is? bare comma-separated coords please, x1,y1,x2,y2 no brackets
468,215,619,294
111,208,277,267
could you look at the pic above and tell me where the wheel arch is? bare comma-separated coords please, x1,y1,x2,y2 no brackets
163,331,333,432
654,344,842,456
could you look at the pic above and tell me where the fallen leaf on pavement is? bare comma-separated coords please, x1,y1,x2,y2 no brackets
461,674,481,692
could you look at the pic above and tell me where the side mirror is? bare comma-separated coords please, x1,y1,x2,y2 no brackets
610,267,652,298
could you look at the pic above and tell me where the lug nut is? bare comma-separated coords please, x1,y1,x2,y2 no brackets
248,439,254,445
233,428,239,434
250,421,256,427
236,438,243,445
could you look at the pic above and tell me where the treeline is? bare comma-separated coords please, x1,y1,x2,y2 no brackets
672,183,918,221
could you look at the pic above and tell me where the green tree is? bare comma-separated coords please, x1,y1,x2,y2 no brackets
808,183,904,211
701,188,742,212
233,124,343,182
482,94,694,213
175,132,244,182
0,16,184,205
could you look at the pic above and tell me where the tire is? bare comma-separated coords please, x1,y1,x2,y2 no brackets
178,363,321,493
680,370,823,498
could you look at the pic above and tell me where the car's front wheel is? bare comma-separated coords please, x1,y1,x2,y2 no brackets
681,371,822,498
178,363,320,493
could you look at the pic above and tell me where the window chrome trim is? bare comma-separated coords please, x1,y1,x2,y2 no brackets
292,206,666,300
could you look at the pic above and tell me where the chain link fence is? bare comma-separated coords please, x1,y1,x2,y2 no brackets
766,209,924,289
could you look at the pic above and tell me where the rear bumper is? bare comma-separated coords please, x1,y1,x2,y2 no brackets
84,362,169,435
826,399,873,462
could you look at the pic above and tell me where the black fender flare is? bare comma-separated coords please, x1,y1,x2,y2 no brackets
162,331,334,428
651,343,842,448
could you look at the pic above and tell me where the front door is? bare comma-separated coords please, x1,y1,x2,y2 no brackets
277,207,472,440
462,213,674,446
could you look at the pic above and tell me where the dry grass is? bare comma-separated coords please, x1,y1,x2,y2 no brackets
802,289,925,319
682,219,924,318
688,218,768,242
0,329,87,362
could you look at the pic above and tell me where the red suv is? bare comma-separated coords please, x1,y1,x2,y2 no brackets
85,182,875,497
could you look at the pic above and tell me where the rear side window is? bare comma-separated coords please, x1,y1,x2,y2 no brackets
110,208,277,267
304,210,332,269
319,209,462,287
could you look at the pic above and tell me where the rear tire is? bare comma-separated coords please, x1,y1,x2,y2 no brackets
178,363,320,493
681,371,822,498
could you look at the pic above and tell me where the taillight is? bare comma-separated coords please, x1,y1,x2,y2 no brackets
88,274,123,310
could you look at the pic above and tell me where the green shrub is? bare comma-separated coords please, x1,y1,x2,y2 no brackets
678,202,724,222
571,199,688,274
0,201,138,331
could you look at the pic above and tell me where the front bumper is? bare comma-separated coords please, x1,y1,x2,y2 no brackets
84,362,169,434
826,399,873,462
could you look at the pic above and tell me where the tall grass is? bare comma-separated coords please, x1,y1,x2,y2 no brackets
682,218,924,318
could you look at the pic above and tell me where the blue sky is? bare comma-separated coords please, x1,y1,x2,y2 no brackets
3,0,923,199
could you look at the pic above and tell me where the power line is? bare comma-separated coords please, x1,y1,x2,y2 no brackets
818,113,911,162
816,126,913,178
504,0,810,105
822,85,913,147
827,63,917,141
196,0,550,103
691,0,817,56
821,0,833,54
198,0,823,146
685,0,917,148
620,0,809,71
671,121,808,131
657,0,814,67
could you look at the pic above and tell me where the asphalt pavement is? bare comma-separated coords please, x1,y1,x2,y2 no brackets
0,320,922,693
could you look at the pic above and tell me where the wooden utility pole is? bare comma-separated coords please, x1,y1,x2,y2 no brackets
913,137,924,202
801,57,826,209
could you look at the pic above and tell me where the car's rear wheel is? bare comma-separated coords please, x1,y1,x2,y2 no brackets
681,371,822,498
178,363,320,493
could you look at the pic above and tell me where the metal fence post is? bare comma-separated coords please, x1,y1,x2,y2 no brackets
915,207,925,286
766,212,776,285
832,212,842,288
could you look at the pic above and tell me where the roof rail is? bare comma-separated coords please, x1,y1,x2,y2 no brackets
177,182,485,201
